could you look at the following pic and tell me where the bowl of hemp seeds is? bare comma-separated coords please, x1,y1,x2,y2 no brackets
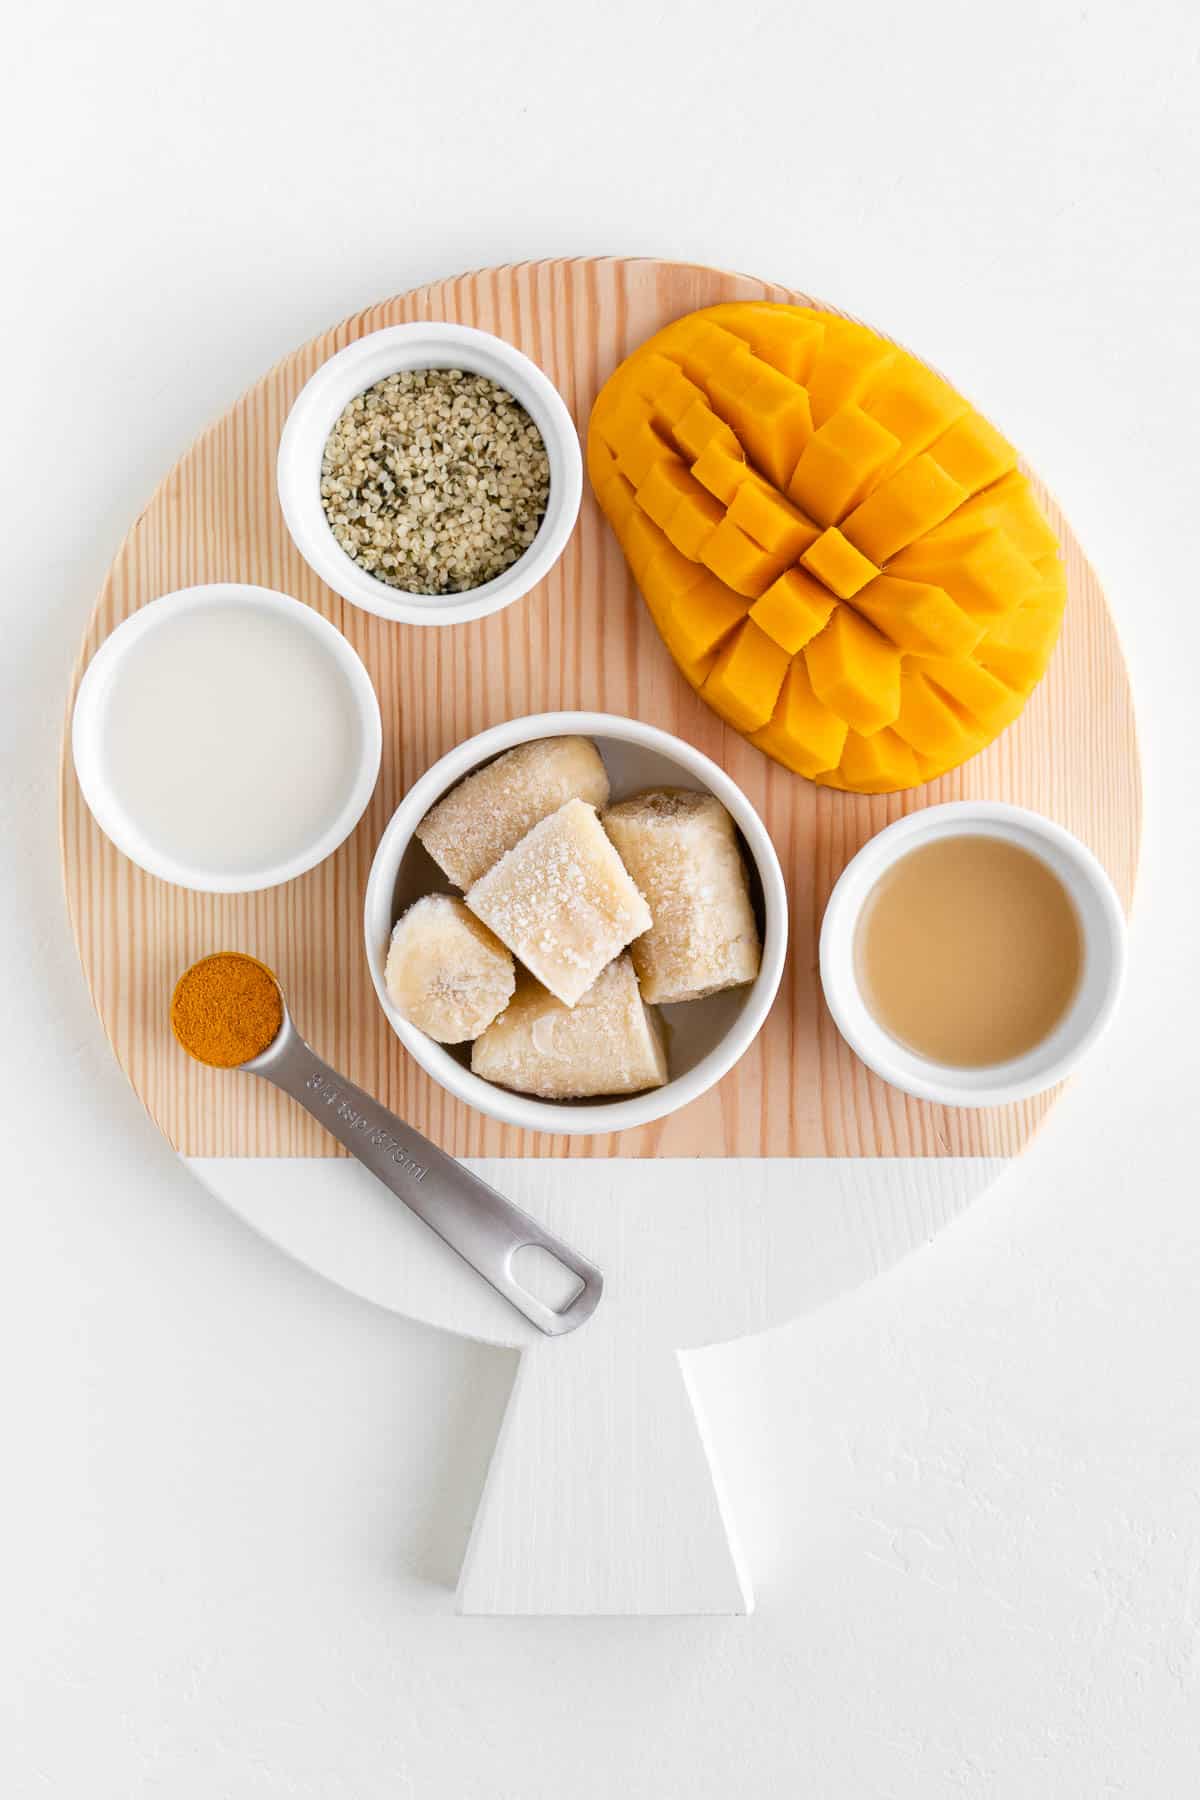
277,322,583,627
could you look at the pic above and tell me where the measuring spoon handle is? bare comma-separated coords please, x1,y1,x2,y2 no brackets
245,1013,602,1337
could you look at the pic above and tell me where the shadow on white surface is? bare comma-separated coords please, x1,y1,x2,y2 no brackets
410,1340,517,1590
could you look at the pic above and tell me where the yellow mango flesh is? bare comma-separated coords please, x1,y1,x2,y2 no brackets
722,306,826,385
692,441,750,506
701,516,788,598
703,620,792,732
927,411,1017,494
805,606,901,736
842,455,968,563
804,320,896,426
635,453,706,533
975,584,1067,692
862,361,968,474
824,728,922,795
888,525,1045,616
727,475,819,561
788,404,901,527
800,527,879,600
749,568,836,656
670,399,742,464
896,671,987,762
751,656,848,776
659,569,751,672
851,574,984,659
588,301,1065,791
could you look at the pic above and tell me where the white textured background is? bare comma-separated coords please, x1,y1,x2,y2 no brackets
4,0,1199,1792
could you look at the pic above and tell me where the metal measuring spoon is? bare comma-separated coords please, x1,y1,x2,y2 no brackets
172,957,602,1338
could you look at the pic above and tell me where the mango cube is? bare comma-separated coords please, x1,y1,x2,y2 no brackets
805,608,901,735
749,568,836,655
640,536,708,622
936,471,1061,562
787,405,901,526
633,354,705,429
905,655,1025,736
660,569,751,671
800,527,879,599
750,656,848,777
701,515,788,598
635,453,702,532
894,671,986,762
662,486,723,559
928,412,1017,494
703,619,792,731
671,319,754,390
727,478,819,561
821,728,921,795
691,440,751,506
613,415,676,489
851,574,983,658
863,362,967,471
619,504,665,583
723,306,827,385
733,365,814,490
805,321,895,426
671,398,742,464
842,454,968,563
976,594,1067,692
889,528,1045,617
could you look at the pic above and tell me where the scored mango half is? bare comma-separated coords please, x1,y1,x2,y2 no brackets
588,303,1067,792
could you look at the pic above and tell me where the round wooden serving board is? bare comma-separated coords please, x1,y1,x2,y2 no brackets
60,258,1141,1162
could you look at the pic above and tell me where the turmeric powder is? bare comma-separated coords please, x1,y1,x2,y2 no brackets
170,952,283,1067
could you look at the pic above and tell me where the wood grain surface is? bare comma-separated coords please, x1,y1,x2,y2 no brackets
59,258,1141,1159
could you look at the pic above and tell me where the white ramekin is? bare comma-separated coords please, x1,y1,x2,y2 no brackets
71,583,382,894
276,322,583,627
818,801,1127,1107
363,712,788,1136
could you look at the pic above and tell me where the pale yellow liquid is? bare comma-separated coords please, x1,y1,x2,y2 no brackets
854,835,1084,1068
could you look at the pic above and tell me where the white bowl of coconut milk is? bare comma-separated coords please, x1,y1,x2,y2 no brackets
72,584,382,893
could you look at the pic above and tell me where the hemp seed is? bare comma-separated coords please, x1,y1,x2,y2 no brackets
320,368,551,595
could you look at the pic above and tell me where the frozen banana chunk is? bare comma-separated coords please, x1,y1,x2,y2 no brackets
467,798,652,1007
385,895,515,1044
471,957,668,1099
603,788,761,1004
416,736,610,890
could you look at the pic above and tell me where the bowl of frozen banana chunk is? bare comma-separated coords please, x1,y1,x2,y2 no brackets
363,712,788,1135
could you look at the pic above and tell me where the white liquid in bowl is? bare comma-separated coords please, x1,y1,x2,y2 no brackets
98,602,364,876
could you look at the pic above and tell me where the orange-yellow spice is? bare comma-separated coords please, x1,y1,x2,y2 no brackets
170,952,283,1067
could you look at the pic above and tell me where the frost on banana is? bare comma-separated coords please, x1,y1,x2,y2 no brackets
385,895,515,1043
471,955,667,1100
466,799,650,1008
416,736,610,891
603,789,761,1004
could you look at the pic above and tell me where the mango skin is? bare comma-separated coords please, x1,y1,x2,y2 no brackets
588,303,1066,792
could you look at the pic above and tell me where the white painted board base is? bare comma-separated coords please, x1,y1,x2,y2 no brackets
191,1157,1002,1615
